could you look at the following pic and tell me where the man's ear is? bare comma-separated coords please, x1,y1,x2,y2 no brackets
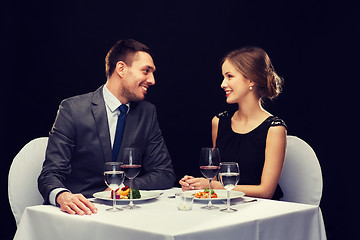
115,61,126,78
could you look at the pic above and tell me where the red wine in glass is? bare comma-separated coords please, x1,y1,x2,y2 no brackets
121,164,141,179
121,148,141,209
199,147,220,210
200,166,220,179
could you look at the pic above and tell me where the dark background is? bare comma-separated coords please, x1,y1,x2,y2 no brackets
2,1,358,239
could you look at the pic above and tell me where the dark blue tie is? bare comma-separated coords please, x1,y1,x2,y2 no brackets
112,104,128,162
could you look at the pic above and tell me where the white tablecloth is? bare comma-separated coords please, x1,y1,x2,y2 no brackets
14,188,326,240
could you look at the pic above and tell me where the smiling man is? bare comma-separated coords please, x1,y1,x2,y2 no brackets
38,39,176,215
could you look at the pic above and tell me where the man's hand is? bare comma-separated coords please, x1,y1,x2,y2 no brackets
56,192,98,215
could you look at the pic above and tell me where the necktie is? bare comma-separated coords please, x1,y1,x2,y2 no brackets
112,104,128,161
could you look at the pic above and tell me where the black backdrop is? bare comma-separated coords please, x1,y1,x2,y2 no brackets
2,1,359,239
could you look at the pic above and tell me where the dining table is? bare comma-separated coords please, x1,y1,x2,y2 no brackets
13,188,326,240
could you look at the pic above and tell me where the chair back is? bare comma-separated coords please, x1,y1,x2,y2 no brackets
279,135,323,205
8,137,48,226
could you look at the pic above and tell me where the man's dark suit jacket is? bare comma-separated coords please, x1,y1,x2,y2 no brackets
38,86,176,203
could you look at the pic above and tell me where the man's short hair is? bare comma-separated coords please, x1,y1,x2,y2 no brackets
105,39,152,78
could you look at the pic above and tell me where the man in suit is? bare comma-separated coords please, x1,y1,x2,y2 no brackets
38,39,176,215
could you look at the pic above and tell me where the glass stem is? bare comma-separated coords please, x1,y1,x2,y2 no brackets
208,179,212,207
129,179,134,206
113,190,117,209
227,190,230,210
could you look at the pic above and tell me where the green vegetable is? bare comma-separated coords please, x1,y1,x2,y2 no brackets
128,188,141,199
204,187,215,194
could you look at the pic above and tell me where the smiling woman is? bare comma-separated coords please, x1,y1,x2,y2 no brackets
223,47,283,102
180,47,287,200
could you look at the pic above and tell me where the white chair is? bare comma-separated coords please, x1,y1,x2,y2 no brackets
8,137,48,226
279,135,323,205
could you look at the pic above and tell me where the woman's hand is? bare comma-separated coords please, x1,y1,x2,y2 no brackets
179,175,209,191
179,175,194,191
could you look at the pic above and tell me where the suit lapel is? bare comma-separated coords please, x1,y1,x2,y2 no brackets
91,86,112,162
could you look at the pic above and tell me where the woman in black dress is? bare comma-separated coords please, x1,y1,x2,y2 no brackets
180,47,287,200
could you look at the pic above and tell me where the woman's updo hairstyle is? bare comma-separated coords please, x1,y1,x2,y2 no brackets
223,46,283,100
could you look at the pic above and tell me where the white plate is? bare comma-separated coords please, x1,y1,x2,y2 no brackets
93,190,162,202
187,189,245,202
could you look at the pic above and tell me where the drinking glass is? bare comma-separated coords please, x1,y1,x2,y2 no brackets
121,148,141,209
177,192,195,211
199,147,220,210
219,162,240,213
104,162,125,212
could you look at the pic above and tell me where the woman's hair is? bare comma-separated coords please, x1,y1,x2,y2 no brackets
223,46,283,100
105,39,152,78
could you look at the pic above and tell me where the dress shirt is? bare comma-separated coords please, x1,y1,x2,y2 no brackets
49,85,129,206
102,84,130,147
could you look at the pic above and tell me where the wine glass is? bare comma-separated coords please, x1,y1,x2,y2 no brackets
104,162,125,212
121,148,141,209
219,162,240,213
199,147,220,210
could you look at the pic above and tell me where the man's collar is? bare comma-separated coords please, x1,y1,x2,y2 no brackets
103,85,130,113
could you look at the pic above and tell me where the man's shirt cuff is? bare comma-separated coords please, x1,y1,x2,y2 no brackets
49,188,70,206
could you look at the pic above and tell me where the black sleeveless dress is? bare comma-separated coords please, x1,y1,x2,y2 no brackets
215,111,287,200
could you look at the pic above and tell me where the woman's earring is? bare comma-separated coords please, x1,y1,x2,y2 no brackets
249,86,253,90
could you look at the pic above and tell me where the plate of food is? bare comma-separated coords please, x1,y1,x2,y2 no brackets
188,188,245,202
93,186,162,202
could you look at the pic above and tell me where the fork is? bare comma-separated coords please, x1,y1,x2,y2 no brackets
222,199,257,205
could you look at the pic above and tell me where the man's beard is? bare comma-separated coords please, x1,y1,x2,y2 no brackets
120,85,144,103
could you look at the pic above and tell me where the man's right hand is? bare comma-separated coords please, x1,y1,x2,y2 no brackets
56,192,98,215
